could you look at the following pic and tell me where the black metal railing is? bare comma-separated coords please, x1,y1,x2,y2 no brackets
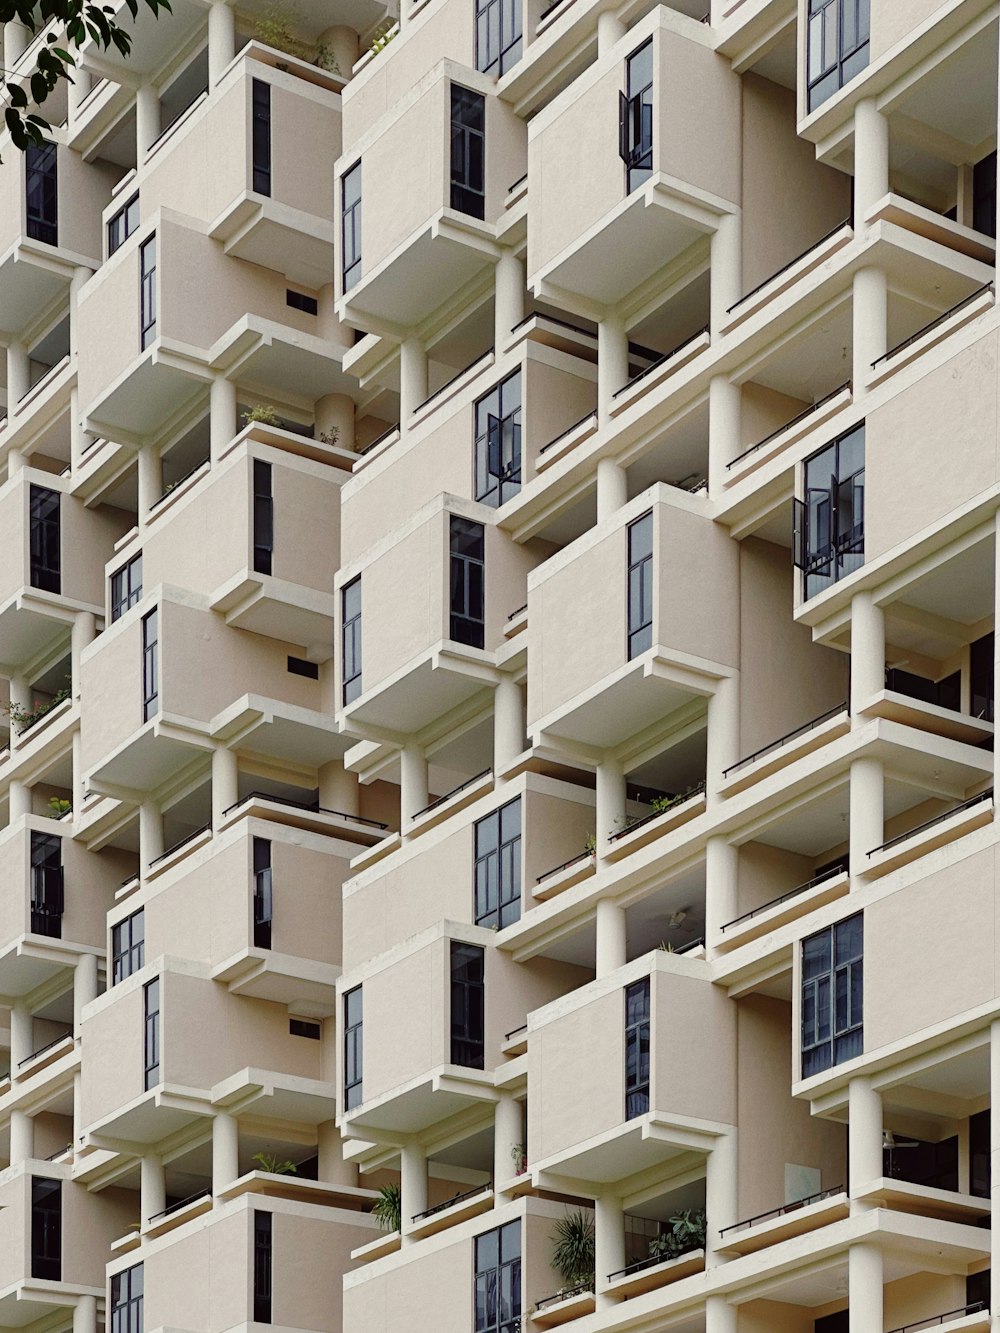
727,216,852,315
718,1185,843,1237
873,281,994,369
537,0,574,22
536,849,591,883
411,1182,491,1224
510,310,595,340
150,458,210,511
672,937,706,956
505,1023,527,1041
18,1030,73,1068
607,1238,703,1282
221,790,388,829
539,408,598,455
723,702,848,778
147,1187,211,1224
867,789,993,859
148,87,208,154
508,173,527,193
727,381,851,470
534,1280,593,1312
612,326,710,399
507,603,527,621
887,1303,986,1333
20,355,71,402
147,822,212,868
415,348,494,414
357,422,400,458
413,769,492,820
607,781,706,843
721,863,847,932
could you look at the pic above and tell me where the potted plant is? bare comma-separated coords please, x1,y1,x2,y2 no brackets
48,796,72,818
251,1151,298,1175
371,1182,402,1233
648,1208,707,1262
241,404,282,427
549,1209,595,1292
510,1142,527,1176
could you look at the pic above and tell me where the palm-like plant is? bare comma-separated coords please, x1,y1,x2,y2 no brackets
550,1209,595,1289
371,1182,402,1233
648,1208,707,1261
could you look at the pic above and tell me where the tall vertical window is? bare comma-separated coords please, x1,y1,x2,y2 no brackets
474,370,521,507
473,798,521,929
252,79,272,196
29,484,61,594
475,0,521,76
450,942,485,1069
451,84,486,219
111,553,143,622
139,234,157,351
341,575,362,704
624,978,650,1119
971,631,995,722
110,1263,143,1333
254,1211,273,1323
474,1221,521,1333
108,193,140,256
627,511,653,659
342,162,362,292
31,1178,62,1280
801,913,863,1078
112,908,145,984
143,977,160,1090
30,831,63,939
793,424,865,600
253,837,272,950
970,1109,990,1199
974,151,997,239
343,985,363,1110
807,0,870,112
450,516,485,649
25,142,58,245
142,608,158,722
253,460,273,576
619,40,653,194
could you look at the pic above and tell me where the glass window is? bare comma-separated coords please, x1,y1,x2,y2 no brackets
142,608,158,722
474,797,521,929
971,631,994,722
253,459,273,576
343,985,363,1110
801,913,863,1078
974,151,997,239
108,193,140,255
619,41,653,194
139,234,157,350
793,424,865,600
29,484,61,594
254,1211,272,1323
342,575,362,704
807,0,870,112
110,1263,144,1333
450,516,485,649
475,0,521,76
30,831,63,939
342,162,362,292
627,511,653,658
143,977,160,1090
451,942,485,1068
970,1108,990,1199
26,142,58,245
111,553,143,622
474,1220,521,1333
252,79,271,196
112,908,145,984
624,978,650,1119
253,837,272,950
451,84,486,219
31,1177,61,1280
474,370,521,507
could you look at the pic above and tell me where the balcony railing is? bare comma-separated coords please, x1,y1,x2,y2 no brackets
536,849,591,883
720,862,847,932
149,458,210,512
414,348,494,414
726,216,852,314
534,1280,593,1312
887,1303,986,1333
147,1187,211,1224
412,769,492,821
356,422,400,458
872,281,994,370
411,1182,491,1223
505,1023,527,1041
539,408,597,456
867,789,994,858
718,1185,843,1237
607,1236,702,1281
221,790,388,829
18,1029,73,1068
147,822,212,868
722,702,848,779
607,781,706,842
612,325,710,399
726,381,851,471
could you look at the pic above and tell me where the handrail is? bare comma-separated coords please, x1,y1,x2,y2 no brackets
150,458,210,511
357,422,400,457
147,822,211,868
672,936,706,955
867,789,993,858
508,173,527,193
147,87,208,158
723,702,848,778
612,326,709,399
721,864,847,931
147,1187,211,1224
506,603,527,620
411,1181,491,1223
887,1302,986,1333
415,348,494,414
536,849,591,883
534,1280,593,1311
20,354,71,403
537,0,575,23
412,769,492,820
607,1239,702,1281
727,216,853,314
221,790,388,829
719,1185,844,1237
510,310,595,340
18,1030,73,1068
607,782,706,842
872,281,994,369
727,381,851,470
539,409,597,455
505,1023,527,1041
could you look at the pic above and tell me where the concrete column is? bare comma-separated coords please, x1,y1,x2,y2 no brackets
10,1001,33,1068
7,446,24,478
319,759,360,816
710,213,742,334
211,745,239,829
318,1119,354,1186
136,83,160,159
595,898,627,978
708,374,741,498
400,742,428,826
7,341,29,410
596,10,625,53
4,20,29,65
73,952,99,1032
399,337,428,425
400,1143,427,1241
9,1109,32,1162
494,1092,524,1190
595,756,626,856
848,1077,883,1203
70,386,85,472
316,25,358,76
69,266,89,358
848,1240,883,1333
210,375,237,461
72,1070,82,1149
212,1112,240,1193
137,446,163,522
597,315,628,425
594,1195,625,1306
68,66,94,121
853,98,889,228
705,836,739,951
493,675,525,772
706,674,740,801
706,1294,738,1333
849,756,883,878
139,800,164,872
315,393,355,451
73,1295,98,1333
141,1153,166,1224
956,163,975,229
990,1019,1000,1298
706,1130,738,1265
208,0,236,87
852,265,888,391
72,731,84,813
494,251,525,351
8,673,28,752
8,780,32,821
850,591,885,716
596,457,628,522
71,612,97,701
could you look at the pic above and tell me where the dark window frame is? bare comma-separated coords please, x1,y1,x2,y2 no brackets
108,193,140,256
142,607,158,722
807,0,870,112
624,977,650,1119
253,836,272,950
619,40,653,194
252,78,272,196
111,552,143,622
627,510,653,659
110,1262,144,1333
801,912,863,1079
474,1219,521,1333
473,797,521,929
31,1177,61,1281
450,516,485,649
793,424,865,600
254,1210,272,1322
451,83,486,219
474,369,521,508
342,162,362,292
139,233,157,351
143,977,160,1091
29,483,61,594
450,941,485,1069
343,984,363,1110
475,0,522,76
30,830,63,939
25,141,58,245
253,459,273,576
341,575,362,704
112,908,145,985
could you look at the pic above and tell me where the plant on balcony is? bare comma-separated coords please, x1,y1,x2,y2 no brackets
251,1151,298,1175
367,21,397,56
319,425,341,445
47,796,71,818
510,1142,527,1175
583,833,596,857
549,1209,595,1291
253,3,302,58
371,1182,402,1233
4,684,70,735
312,42,341,75
241,404,282,427
647,1208,707,1262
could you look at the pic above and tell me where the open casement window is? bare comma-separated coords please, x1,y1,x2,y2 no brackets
807,0,870,112
619,39,653,194
792,425,864,600
474,370,521,507
30,831,63,938
253,837,272,949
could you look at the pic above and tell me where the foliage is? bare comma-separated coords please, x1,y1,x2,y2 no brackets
583,832,596,856
4,684,70,734
510,1142,527,1175
371,1182,402,1233
647,1209,707,1262
1,0,172,151
312,41,340,74
251,1150,298,1175
47,795,71,817
367,21,396,55
241,403,282,427
252,3,301,57
319,424,341,445
549,1209,595,1289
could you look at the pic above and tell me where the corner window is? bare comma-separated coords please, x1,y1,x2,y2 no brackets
474,370,521,507
974,151,997,239
475,0,521,76
627,511,653,659
139,234,157,351
343,985,363,1110
31,1178,61,1280
807,0,870,112
254,1211,272,1322
450,516,485,649
619,40,653,194
624,978,650,1119
112,908,144,984
108,193,139,256
110,1263,144,1333
30,831,63,939
474,797,521,929
474,1220,521,1333
25,142,58,245
143,977,160,1090
793,424,864,600
342,162,362,292
111,552,142,622
29,484,61,594
801,912,863,1078
341,575,362,704
450,941,485,1069
451,84,485,219
141,608,158,722
252,79,272,196
253,837,272,949
253,459,273,576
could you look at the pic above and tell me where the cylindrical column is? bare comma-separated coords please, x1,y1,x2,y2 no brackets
73,1295,98,1333
595,898,627,977
70,386,85,472
141,1153,166,1224
708,374,741,498
854,99,889,228
596,11,625,53
710,213,742,334
852,265,888,392
849,756,883,878
851,591,885,716
399,337,428,425
4,20,29,66
7,341,29,410
596,457,627,522
9,1109,32,1162
212,1112,240,1193
68,66,94,121
400,742,428,827
316,25,358,76
10,1001,33,1068
136,83,160,159
137,446,163,523
318,1118,355,1186
400,1143,427,1242
315,393,355,452
139,800,164,872
71,612,97,700
597,314,628,424
69,266,89,358
494,1092,524,1191
208,0,236,87
319,759,360,816
73,952,99,1032
594,1196,624,1305
706,674,740,801
210,375,237,461
706,1130,737,1265
706,1294,738,1333
494,251,525,351
849,1240,883,1333
493,675,525,772
848,1077,883,1203
705,836,739,952
8,780,32,821
595,756,626,856
212,745,239,829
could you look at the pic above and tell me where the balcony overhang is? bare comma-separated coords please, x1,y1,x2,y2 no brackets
211,572,337,656
532,1111,722,1190
0,589,93,671
0,1281,102,1329
342,645,499,737
214,317,355,401
0,937,97,1000
341,1065,498,1140
84,1083,211,1150
211,1068,340,1125
210,695,348,766
82,342,209,445
213,948,341,1014
0,241,86,337
211,193,336,291
85,716,212,793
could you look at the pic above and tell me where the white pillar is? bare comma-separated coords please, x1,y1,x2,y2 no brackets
705,836,739,951
708,375,740,498
596,458,628,522
70,386,85,473
4,20,29,66
710,213,742,335
706,674,740,801
595,756,626,856
854,99,889,228
136,83,160,159
399,337,428,425
706,1130,738,1266
400,1143,427,1242
850,591,885,715
137,446,163,522
494,1092,524,1191
493,675,524,772
316,25,358,75
494,251,525,351
595,898,627,978
73,952,99,1032
9,1109,32,1162
315,393,355,451
69,266,89,357
596,11,625,53
141,1153,166,1224
597,314,628,424
210,376,237,461
400,742,428,827
139,800,164,871
594,1195,625,1305
849,1240,883,1333
8,780,32,821
319,759,360,816
212,1112,240,1193
68,66,94,121
318,1119,353,1186
6,341,29,410
71,612,97,700
852,265,888,392
73,1295,98,1333
849,756,883,878
208,0,236,87
706,1294,738,1333
212,745,239,829
10,1001,32,1068
848,1077,883,1203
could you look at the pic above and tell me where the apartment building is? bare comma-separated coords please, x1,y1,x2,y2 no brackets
0,0,997,1330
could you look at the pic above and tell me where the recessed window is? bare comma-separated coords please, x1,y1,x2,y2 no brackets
475,0,521,75
627,511,653,659
110,1262,143,1333
31,1177,61,1280
342,575,362,704
25,142,58,245
112,908,145,985
474,370,521,507
143,977,160,1090
111,552,142,622
342,162,362,292
290,1018,321,1039
30,831,62,939
343,985,363,1109
286,289,318,315
29,484,61,594
451,942,485,1069
139,234,157,350
450,516,485,649
252,79,271,196
108,193,139,255
473,797,521,929
624,978,650,1119
287,655,319,679
254,1211,272,1323
141,608,158,722
451,84,485,219
807,0,870,112
801,912,863,1078
619,40,653,194
253,459,273,576
793,424,865,600
253,838,272,950
474,1220,521,1333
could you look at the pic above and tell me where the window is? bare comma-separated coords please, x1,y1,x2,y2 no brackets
29,484,61,594
290,1018,321,1039
801,912,863,1078
475,0,521,76
25,142,58,245
252,79,271,196
474,1220,521,1333
143,977,160,1090
343,985,363,1110
474,797,521,929
254,1211,272,1323
341,575,362,704
112,908,145,984
967,1269,991,1313
110,1263,143,1333
474,370,521,507
111,553,143,622
619,40,653,194
253,837,272,949
450,942,485,1069
450,516,485,649
624,978,650,1119
627,511,653,659
286,289,318,314
883,1134,957,1190
108,193,140,255
793,424,865,600
139,234,157,350
971,631,994,722
31,1178,61,1280
253,459,273,576
451,84,485,219
287,655,318,679
141,608,158,722
814,1315,849,1333
970,1109,990,1199
30,831,63,939
807,0,870,112
342,162,362,292
974,151,997,239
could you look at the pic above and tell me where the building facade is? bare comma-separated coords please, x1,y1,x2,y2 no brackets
0,0,997,1331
